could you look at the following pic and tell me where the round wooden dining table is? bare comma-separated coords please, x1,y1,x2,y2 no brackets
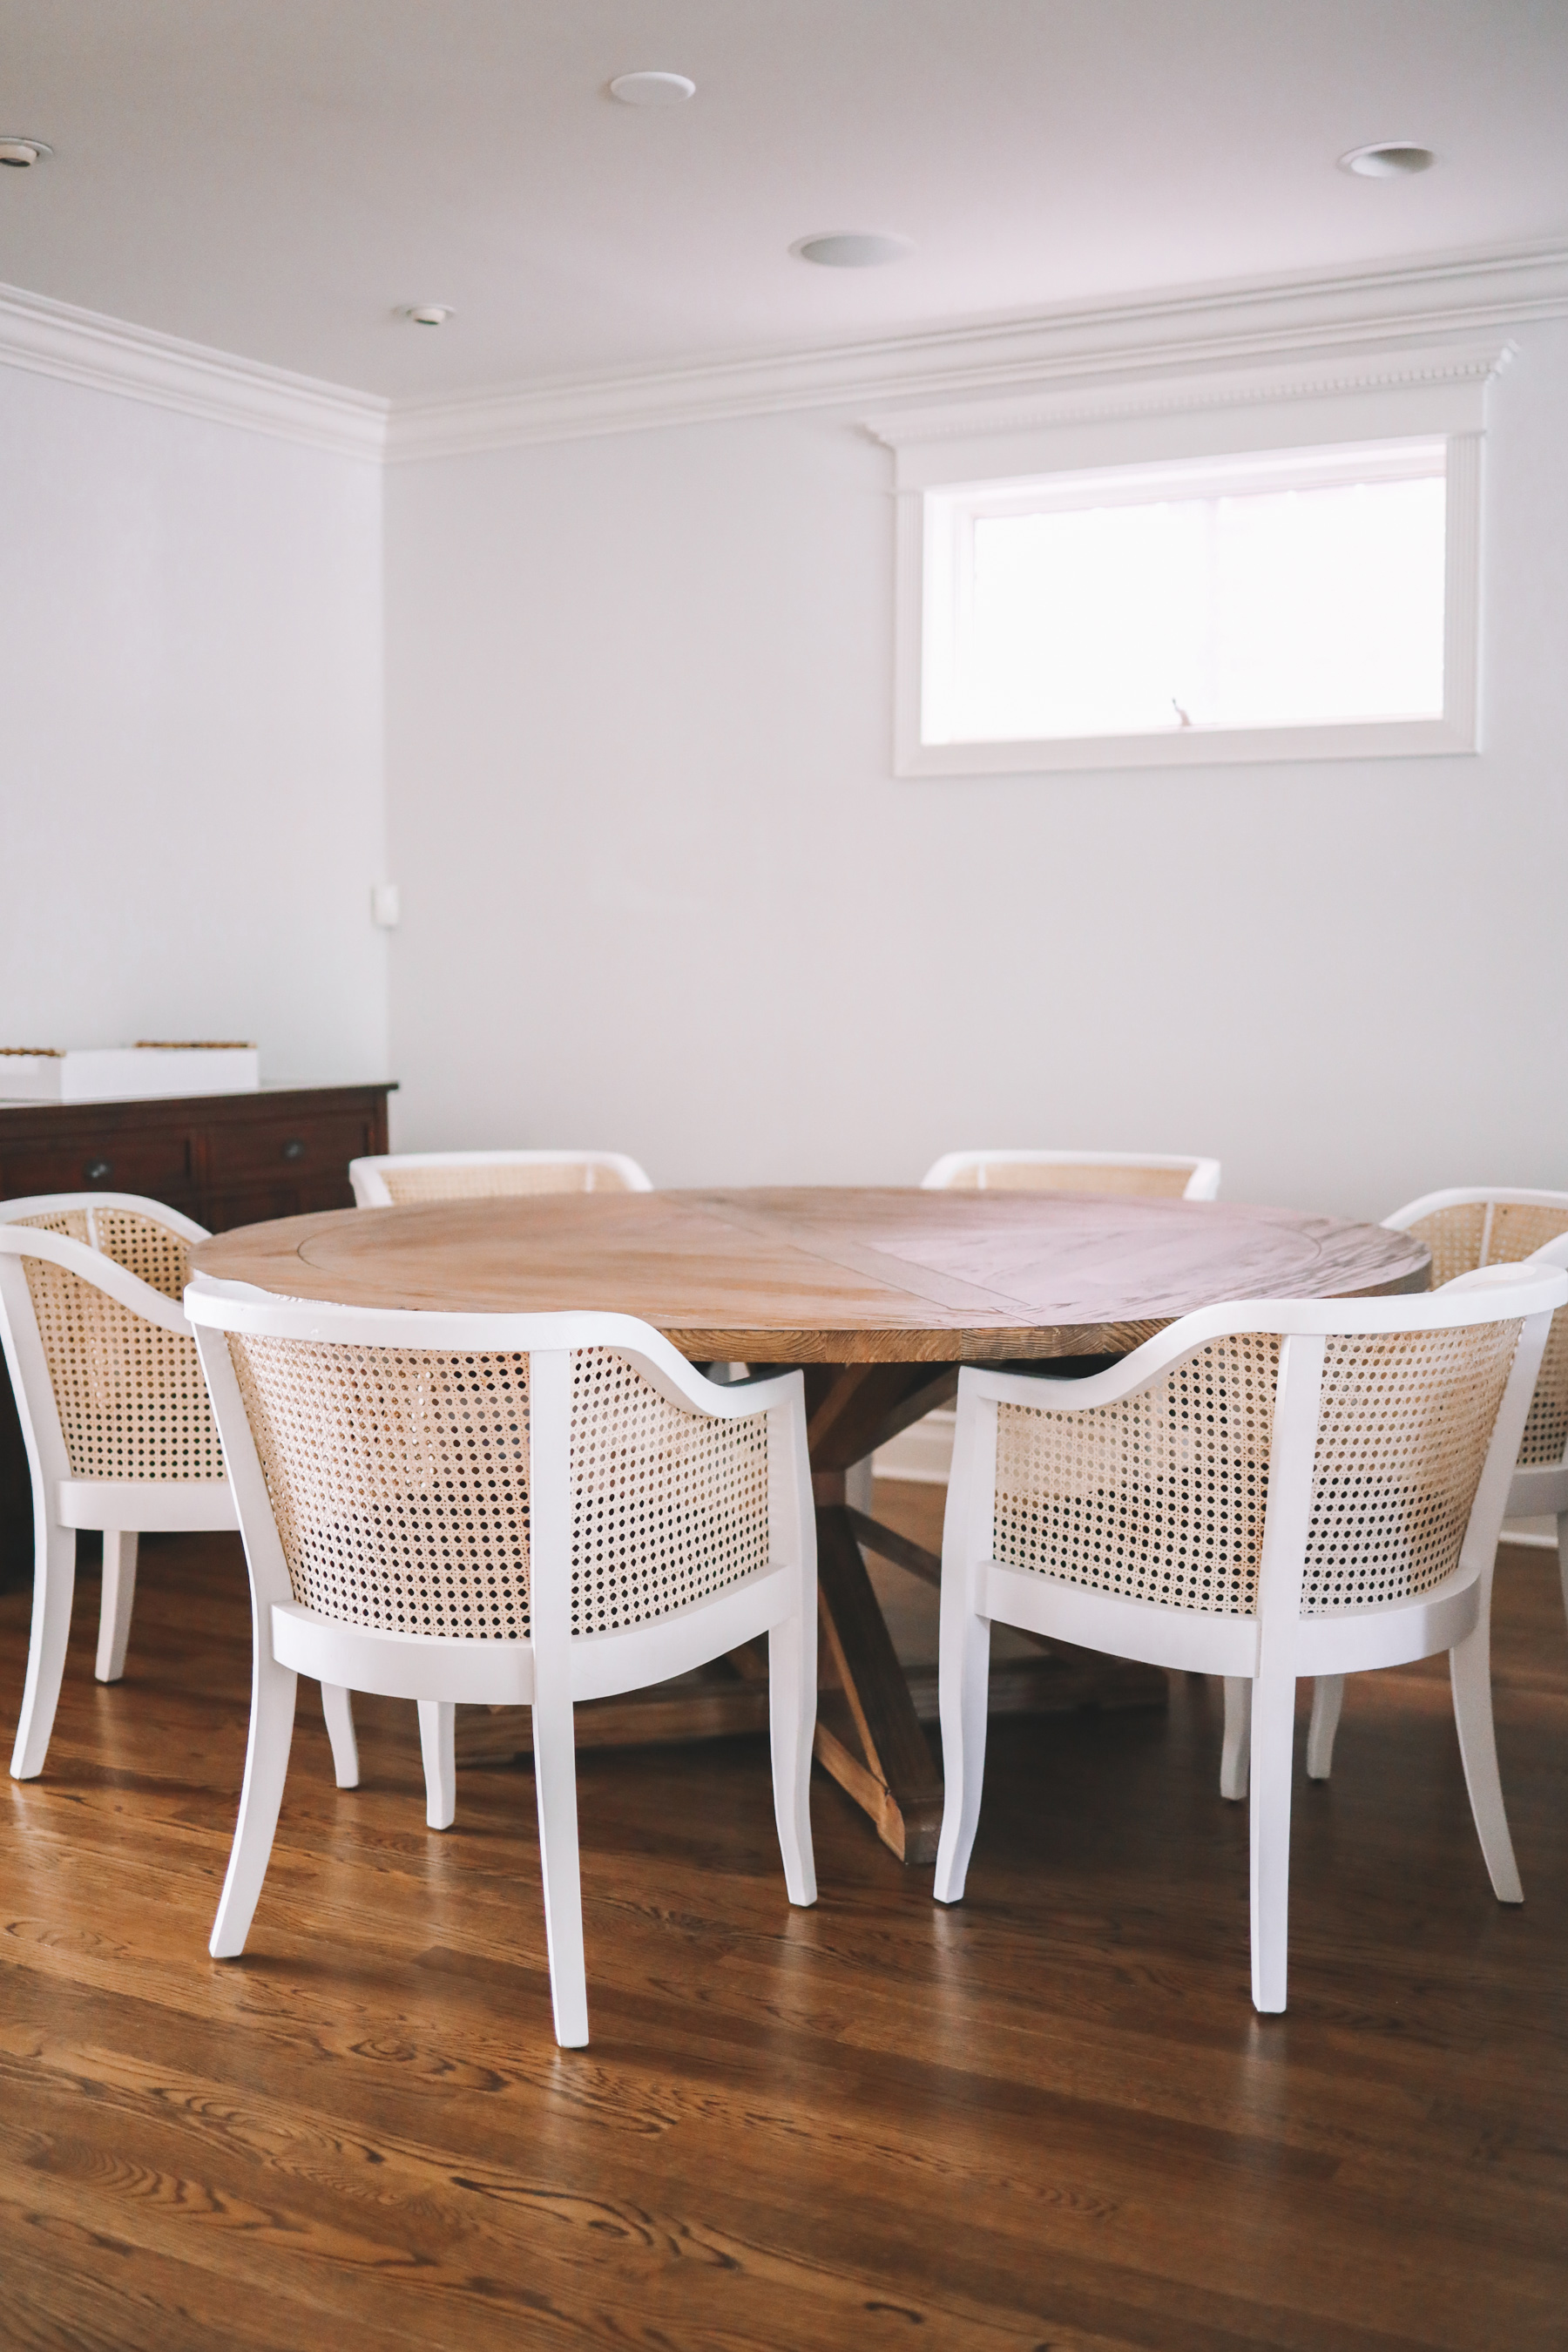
194,1186,1429,1863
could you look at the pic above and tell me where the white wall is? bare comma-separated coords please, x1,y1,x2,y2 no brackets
383,318,1568,1220
0,365,387,1088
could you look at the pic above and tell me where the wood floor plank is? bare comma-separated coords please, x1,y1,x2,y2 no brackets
2,1520,1566,2349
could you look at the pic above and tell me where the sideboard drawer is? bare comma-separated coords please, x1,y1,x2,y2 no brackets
204,1112,371,1188
0,1128,196,1205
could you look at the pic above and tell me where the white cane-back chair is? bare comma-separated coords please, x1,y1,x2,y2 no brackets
186,1281,817,2047
0,1194,359,1788
350,1151,652,1206
1276,1190,1568,1788
922,1150,1221,1200
931,1262,1565,2011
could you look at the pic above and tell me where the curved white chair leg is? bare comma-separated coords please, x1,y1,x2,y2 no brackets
94,1531,139,1684
417,1698,456,1830
1450,1622,1522,1904
10,1524,77,1781
1219,1675,1251,1801
531,1687,588,2047
1305,1673,1345,1782
1248,1668,1296,2014
767,1596,817,1907
320,1682,360,1789
934,1579,991,1905
210,1653,299,1957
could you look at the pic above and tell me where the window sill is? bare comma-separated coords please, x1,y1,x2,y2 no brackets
898,711,1477,777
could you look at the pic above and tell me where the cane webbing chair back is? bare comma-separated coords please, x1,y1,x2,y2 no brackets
923,1150,1220,1201
226,1335,769,1645
375,1163,625,1202
351,1151,652,1207
1404,1200,1489,1286
10,1201,193,1301
992,1319,1522,1622
1302,1324,1521,1612
18,1253,222,1484
1399,1198,1568,1285
942,1159,1193,1198
994,1335,1278,1614
1385,1191,1568,1473
1,1201,220,1484
1519,1307,1568,1470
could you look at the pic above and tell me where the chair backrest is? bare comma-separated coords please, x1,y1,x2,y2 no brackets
1383,1193,1568,1474
186,1284,785,1649
0,1190,208,1301
922,1150,1221,1201
0,1212,224,1485
1515,1232,1568,1474
1382,1186,1568,1283
983,1268,1565,1624
349,1152,653,1207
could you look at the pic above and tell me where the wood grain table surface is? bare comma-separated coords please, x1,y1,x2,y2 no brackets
193,1188,1429,1862
193,1185,1430,1362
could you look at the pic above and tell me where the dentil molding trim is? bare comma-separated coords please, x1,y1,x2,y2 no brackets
862,338,1516,455
0,238,1565,465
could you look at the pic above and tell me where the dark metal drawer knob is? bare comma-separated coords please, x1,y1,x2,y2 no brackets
84,1158,112,1184
281,1139,306,1162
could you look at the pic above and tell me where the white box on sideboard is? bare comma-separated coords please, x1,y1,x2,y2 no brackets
0,1044,261,1103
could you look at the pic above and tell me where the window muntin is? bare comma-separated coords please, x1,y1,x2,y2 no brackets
921,437,1451,753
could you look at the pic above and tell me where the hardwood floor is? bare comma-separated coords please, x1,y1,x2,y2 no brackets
2,1492,1565,2350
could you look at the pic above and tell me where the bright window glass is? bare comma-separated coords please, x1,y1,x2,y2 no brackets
923,439,1448,746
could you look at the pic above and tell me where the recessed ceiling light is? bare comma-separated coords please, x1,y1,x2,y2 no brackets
0,136,52,168
1339,143,1435,178
402,305,454,327
608,71,696,107
794,232,914,269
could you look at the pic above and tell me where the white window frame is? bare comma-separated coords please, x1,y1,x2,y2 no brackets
868,341,1511,777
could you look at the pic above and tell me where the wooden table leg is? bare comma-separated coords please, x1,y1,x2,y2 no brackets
814,1498,946,1864
806,1364,958,1866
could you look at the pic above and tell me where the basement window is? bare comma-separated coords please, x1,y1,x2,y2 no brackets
926,439,1450,752
875,349,1498,776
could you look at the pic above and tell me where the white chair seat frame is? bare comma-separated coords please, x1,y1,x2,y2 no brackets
349,1150,653,1206
0,1196,358,1790
187,1285,817,2047
932,1266,1565,2012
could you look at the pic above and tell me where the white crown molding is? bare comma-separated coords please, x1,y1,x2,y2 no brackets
0,280,388,461
386,237,1568,463
862,338,1516,451
1,238,1565,467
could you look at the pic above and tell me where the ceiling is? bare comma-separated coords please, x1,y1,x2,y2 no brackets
3,0,1566,400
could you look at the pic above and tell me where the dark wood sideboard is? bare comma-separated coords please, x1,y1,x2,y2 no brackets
0,1082,395,1589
